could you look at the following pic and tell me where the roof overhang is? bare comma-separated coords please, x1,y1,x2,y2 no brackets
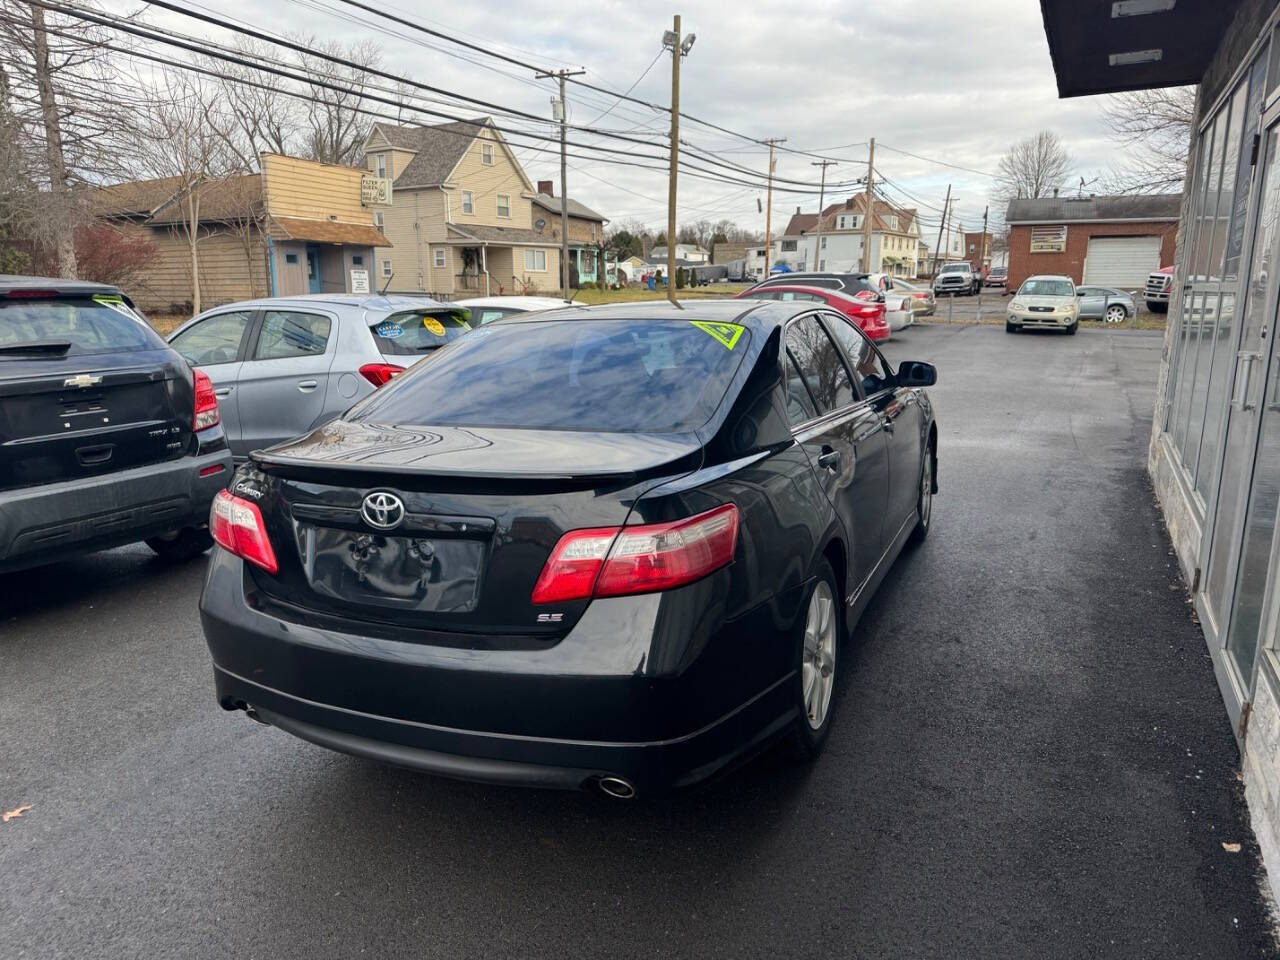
1039,0,1240,97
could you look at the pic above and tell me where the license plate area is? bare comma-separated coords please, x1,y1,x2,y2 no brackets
298,524,484,613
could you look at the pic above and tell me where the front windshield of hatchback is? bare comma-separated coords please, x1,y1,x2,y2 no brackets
1018,279,1075,297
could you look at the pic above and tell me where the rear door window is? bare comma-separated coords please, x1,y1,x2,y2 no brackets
170,311,253,366
0,296,164,357
352,318,751,433
253,311,332,360
371,309,472,354
784,315,855,423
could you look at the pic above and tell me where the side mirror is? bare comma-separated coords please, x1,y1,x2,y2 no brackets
896,360,937,387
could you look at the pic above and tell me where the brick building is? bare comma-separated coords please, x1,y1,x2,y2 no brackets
1005,195,1180,290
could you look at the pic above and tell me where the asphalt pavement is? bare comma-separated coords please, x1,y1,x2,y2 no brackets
2,322,1275,959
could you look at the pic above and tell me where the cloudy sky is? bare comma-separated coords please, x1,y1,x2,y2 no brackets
138,0,1127,238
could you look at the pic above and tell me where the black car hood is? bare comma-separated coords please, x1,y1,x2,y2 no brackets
253,417,704,480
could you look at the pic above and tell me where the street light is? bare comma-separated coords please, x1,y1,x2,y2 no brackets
681,33,696,55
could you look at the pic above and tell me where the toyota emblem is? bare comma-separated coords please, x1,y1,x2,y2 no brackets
361,491,405,531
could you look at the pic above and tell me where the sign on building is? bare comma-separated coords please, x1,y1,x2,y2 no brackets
350,268,370,294
1030,224,1068,253
360,175,393,207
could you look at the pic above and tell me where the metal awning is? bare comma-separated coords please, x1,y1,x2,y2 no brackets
1039,0,1240,98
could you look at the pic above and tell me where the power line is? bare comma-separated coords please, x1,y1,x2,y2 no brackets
877,142,996,179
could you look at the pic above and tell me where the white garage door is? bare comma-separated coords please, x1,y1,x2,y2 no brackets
1083,236,1162,287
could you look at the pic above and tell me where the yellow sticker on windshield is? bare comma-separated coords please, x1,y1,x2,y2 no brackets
423,316,446,336
689,320,744,350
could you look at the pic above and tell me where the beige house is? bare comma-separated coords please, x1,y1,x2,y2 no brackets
362,117,562,297
93,154,390,312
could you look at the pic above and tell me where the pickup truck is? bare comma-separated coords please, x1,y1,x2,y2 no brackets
0,276,232,573
1145,266,1173,313
933,262,982,296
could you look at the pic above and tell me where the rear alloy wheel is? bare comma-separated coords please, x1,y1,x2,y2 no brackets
145,527,213,562
789,560,840,759
1105,304,1128,324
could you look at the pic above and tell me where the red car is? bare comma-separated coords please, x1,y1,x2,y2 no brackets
735,285,890,342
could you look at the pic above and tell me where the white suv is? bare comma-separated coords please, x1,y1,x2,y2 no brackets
1006,275,1080,335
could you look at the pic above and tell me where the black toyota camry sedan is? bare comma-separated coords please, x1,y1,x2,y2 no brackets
199,299,938,797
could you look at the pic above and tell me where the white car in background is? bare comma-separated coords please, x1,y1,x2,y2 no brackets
863,273,915,332
455,295,585,325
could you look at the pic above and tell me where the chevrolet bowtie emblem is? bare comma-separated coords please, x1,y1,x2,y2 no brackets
63,374,102,388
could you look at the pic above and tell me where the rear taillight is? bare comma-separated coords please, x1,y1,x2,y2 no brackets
359,363,405,387
210,489,278,574
531,504,739,605
193,369,220,431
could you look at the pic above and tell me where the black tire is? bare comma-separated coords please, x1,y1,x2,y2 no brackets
788,558,841,760
145,527,213,562
1066,321,1078,335
1006,320,1017,333
909,443,934,545
1147,301,1168,314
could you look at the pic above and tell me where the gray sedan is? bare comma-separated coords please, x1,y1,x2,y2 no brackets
1075,286,1137,323
167,294,470,458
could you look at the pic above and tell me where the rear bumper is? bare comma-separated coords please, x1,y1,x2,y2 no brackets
200,548,802,795
0,450,232,572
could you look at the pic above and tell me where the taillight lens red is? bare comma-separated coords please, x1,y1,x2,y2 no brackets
359,362,405,387
210,489,278,574
531,504,739,605
193,369,220,431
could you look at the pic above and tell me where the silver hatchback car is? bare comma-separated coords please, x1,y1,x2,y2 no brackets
167,294,470,458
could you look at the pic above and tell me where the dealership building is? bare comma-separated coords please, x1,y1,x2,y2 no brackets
1039,0,1280,886
1004,194,1179,291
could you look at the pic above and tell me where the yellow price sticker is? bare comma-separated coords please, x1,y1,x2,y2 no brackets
423,316,446,336
688,320,744,350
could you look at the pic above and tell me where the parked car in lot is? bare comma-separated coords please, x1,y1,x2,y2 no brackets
933,262,982,296
454,295,584,324
1145,266,1174,313
200,299,939,797
861,273,916,332
0,276,232,572
744,271,878,298
1075,286,1136,323
1006,275,1080,334
735,284,891,341
985,267,1008,288
887,278,936,317
167,294,471,459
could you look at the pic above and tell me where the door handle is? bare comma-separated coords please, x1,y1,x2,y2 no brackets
816,446,840,471
297,379,319,392
213,387,232,398
1232,352,1260,411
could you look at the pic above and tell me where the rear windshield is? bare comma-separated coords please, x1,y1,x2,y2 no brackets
0,296,163,357
466,306,522,325
1018,279,1075,297
371,309,471,355
352,318,752,433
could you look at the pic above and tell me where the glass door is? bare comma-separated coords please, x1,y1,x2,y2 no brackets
1199,112,1280,727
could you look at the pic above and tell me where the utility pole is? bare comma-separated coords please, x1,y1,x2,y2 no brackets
662,18,695,307
930,184,952,279
809,159,836,272
536,66,586,299
861,137,876,273
762,137,785,277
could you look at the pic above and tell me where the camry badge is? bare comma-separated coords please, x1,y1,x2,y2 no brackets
63,374,102,388
361,491,405,531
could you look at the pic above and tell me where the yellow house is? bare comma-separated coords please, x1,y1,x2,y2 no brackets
93,154,391,312
362,117,562,297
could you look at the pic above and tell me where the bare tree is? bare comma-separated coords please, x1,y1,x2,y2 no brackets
0,1,146,276
206,37,306,171
135,72,238,314
296,35,381,167
992,131,1072,207
1101,86,1196,194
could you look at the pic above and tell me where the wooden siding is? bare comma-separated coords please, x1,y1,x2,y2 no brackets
446,129,534,230
273,242,308,296
118,221,268,312
375,187,450,293
261,153,372,224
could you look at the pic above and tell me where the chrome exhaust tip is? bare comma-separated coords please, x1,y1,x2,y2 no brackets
597,776,637,800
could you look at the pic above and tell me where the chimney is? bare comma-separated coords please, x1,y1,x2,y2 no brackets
538,180,554,196
1052,187,1059,198
796,206,801,215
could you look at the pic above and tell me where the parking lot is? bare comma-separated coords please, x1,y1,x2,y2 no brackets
2,322,1274,959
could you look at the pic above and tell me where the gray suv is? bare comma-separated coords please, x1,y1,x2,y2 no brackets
167,294,470,459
